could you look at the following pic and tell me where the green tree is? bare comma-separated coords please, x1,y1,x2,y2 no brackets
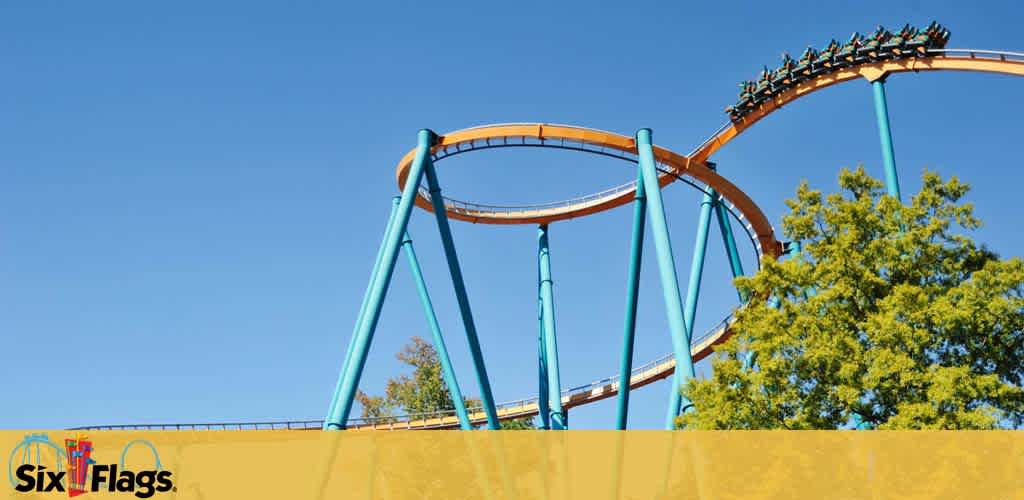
357,336,536,429
680,167,1024,430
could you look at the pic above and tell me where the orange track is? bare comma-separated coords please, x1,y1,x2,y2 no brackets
371,50,1024,431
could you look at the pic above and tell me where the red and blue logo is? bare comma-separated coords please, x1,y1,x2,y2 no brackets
10,434,174,498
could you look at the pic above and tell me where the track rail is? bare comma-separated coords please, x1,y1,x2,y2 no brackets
70,49,1024,433
690,49,1024,162
395,124,782,258
72,315,735,431
396,51,1024,232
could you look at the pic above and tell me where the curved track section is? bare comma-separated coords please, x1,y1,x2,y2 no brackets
395,123,782,257
690,49,1024,162
71,49,1024,433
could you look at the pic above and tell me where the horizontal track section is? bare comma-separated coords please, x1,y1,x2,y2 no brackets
72,315,735,431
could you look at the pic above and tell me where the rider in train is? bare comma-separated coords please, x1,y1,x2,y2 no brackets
834,32,862,67
881,24,916,57
813,39,840,71
856,26,890,61
754,66,775,100
793,46,818,79
771,52,797,87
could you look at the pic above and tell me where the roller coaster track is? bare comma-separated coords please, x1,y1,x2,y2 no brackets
398,50,1024,228
689,49,1024,162
73,49,1024,432
73,316,735,431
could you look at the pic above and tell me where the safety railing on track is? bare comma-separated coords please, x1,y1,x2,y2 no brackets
929,48,1024,60
689,48,1024,159
67,48,1024,433
415,129,767,262
70,314,735,431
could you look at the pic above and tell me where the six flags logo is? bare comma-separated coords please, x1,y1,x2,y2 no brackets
11,434,174,498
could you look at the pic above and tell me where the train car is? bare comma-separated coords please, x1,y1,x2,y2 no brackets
725,22,951,123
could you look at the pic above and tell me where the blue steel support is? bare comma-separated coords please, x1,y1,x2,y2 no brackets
337,197,400,403
871,79,901,201
424,158,501,429
742,351,757,371
538,224,566,429
324,129,436,430
786,240,817,299
614,169,646,430
401,231,472,430
538,265,550,430
713,195,747,302
665,177,716,428
635,128,695,430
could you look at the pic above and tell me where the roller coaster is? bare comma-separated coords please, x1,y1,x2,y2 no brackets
74,24,1024,432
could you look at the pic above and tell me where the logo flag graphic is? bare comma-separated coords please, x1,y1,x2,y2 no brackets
64,435,94,497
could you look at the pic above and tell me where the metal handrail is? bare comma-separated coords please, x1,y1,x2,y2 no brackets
928,48,1024,59
70,314,735,431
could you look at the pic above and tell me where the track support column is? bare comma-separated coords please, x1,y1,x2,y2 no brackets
401,231,472,430
324,129,436,430
871,79,901,201
666,171,716,428
336,197,400,408
711,169,746,303
538,224,566,429
635,128,696,430
538,263,550,430
615,169,646,430
424,155,501,429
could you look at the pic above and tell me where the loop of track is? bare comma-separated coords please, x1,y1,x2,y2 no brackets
73,49,1024,431
395,123,782,258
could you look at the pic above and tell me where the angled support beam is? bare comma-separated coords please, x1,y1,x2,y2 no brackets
615,169,646,430
635,128,695,430
711,173,747,302
336,197,400,410
786,240,817,299
871,79,901,201
666,173,716,428
324,129,435,430
742,351,757,371
538,224,566,429
424,153,501,429
401,230,472,430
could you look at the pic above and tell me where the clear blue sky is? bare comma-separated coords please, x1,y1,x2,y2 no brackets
3,1,1022,429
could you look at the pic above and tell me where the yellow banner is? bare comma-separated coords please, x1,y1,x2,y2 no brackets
2,430,1021,499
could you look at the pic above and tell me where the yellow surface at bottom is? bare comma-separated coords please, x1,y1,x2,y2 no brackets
2,430,1021,499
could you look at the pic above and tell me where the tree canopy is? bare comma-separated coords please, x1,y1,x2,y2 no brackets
356,336,536,429
680,167,1024,430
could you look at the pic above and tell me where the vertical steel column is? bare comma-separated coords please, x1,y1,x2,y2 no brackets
337,197,400,405
635,129,695,430
871,81,899,424
538,263,550,430
787,240,817,299
423,157,501,429
712,187,747,302
872,79,901,201
401,231,472,430
742,351,757,371
324,129,435,430
665,177,716,428
538,224,566,429
614,169,646,430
